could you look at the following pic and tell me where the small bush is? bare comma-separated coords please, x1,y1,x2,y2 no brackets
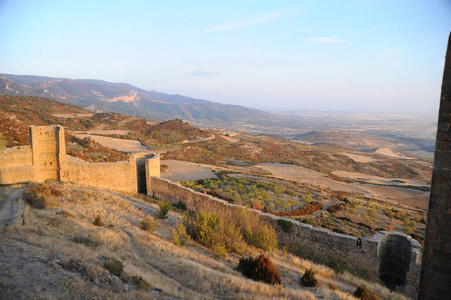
93,215,104,227
301,268,317,287
140,216,157,232
237,254,281,285
132,276,150,290
71,236,99,248
246,224,278,251
327,203,344,213
354,286,380,300
277,219,294,233
157,201,170,219
103,258,124,277
367,208,377,217
23,187,48,209
325,255,347,273
23,184,66,209
304,194,313,203
174,201,187,211
188,212,219,246
173,223,190,246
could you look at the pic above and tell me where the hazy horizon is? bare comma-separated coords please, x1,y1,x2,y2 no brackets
1,0,450,113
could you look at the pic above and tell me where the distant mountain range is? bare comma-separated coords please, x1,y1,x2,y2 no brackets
0,74,274,123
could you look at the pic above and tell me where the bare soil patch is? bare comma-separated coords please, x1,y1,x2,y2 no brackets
256,163,367,194
374,148,414,160
362,185,429,210
332,171,426,187
53,113,94,118
161,160,217,181
74,134,148,152
75,130,130,135
341,153,377,163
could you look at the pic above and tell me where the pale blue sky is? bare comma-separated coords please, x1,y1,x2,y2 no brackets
0,0,450,113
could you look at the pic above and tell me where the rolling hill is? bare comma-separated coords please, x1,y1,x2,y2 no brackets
0,74,274,123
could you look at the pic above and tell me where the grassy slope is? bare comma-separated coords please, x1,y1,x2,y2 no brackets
0,183,409,300
0,95,210,161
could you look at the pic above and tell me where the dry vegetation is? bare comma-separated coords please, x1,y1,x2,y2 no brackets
0,183,410,299
177,172,426,241
163,133,432,184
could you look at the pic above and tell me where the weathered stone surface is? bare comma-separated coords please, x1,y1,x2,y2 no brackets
418,33,451,300
0,125,160,193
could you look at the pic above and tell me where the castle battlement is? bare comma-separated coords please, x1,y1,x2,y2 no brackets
0,125,160,193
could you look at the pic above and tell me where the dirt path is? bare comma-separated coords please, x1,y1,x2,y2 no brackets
0,188,25,227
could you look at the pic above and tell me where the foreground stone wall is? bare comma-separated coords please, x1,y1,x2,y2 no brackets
418,33,451,299
63,157,137,193
0,147,34,184
150,176,421,298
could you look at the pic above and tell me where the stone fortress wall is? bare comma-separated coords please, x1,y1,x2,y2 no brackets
0,124,422,297
149,176,422,298
0,125,160,193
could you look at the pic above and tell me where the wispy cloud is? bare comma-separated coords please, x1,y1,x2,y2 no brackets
189,70,221,76
206,10,300,33
304,37,347,43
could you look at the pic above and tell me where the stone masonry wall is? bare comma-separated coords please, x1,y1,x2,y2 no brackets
30,125,66,182
150,176,421,298
0,125,160,194
0,147,33,168
418,33,451,299
0,146,34,183
63,157,137,193
145,154,160,193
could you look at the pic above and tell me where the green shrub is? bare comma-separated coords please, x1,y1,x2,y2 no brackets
304,194,313,203
174,201,187,211
301,268,317,287
140,216,157,232
234,208,278,251
247,225,278,251
211,220,247,255
237,254,281,285
354,286,380,300
184,208,277,253
103,258,124,276
93,215,104,227
188,212,219,246
277,219,294,233
157,200,171,219
173,223,190,246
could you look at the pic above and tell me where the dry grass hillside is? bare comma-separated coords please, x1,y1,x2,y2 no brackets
163,133,432,183
0,183,409,300
0,95,211,158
